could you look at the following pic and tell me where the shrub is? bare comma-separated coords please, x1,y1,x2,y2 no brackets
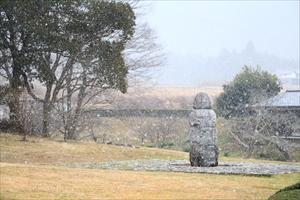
268,182,300,200
216,66,281,118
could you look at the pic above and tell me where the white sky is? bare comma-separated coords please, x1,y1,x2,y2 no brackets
142,0,300,86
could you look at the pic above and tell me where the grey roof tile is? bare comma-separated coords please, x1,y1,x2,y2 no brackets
260,90,300,107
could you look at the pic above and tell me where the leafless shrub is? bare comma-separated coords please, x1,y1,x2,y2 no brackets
229,109,298,160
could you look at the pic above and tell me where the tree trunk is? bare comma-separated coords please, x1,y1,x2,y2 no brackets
41,83,53,137
42,101,51,137
63,67,74,140
156,132,160,147
7,91,23,132
66,87,85,140
8,64,23,133
141,136,144,145
64,68,87,140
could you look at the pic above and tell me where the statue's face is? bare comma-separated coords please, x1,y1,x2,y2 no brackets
193,93,212,109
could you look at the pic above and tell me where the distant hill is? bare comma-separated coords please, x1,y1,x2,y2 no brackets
157,42,299,86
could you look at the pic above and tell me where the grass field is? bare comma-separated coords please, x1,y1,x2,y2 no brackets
130,86,223,98
1,162,299,200
0,134,187,165
1,133,299,199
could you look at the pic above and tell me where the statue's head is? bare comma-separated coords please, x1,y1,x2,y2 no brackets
193,92,212,109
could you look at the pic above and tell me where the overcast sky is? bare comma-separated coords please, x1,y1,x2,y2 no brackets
143,0,300,86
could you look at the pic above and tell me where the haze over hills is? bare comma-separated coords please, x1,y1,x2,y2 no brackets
155,42,299,87
146,1,299,88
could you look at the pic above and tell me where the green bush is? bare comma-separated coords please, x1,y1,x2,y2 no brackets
215,66,281,118
159,142,175,148
268,182,300,200
182,144,191,153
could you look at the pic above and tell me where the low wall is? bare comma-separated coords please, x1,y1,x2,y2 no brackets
83,109,191,118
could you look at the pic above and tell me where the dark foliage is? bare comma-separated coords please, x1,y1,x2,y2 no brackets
268,182,300,200
215,66,281,118
1,0,136,137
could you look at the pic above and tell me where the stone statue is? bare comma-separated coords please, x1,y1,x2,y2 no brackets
189,92,218,167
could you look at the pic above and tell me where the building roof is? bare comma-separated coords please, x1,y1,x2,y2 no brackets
259,90,300,108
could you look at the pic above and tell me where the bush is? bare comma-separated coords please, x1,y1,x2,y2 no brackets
0,120,13,131
216,115,298,161
182,144,191,153
216,66,281,118
0,85,10,104
268,182,300,200
229,109,297,161
159,142,174,148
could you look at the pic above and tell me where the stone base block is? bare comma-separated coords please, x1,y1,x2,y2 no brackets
190,144,218,167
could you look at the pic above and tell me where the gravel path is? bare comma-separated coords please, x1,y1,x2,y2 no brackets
67,159,300,175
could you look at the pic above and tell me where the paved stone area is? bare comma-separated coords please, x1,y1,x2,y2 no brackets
67,159,300,175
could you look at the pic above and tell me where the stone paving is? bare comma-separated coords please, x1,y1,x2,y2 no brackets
67,159,300,175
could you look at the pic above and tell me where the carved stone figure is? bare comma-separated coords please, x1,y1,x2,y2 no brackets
189,92,218,167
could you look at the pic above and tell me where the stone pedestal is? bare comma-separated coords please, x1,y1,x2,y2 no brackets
189,93,218,167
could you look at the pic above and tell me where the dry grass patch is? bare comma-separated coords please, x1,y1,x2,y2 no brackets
135,86,223,98
1,133,300,199
0,134,187,165
1,133,298,167
1,133,297,167
1,162,299,200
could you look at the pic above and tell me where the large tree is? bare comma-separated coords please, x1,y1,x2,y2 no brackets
0,0,136,136
0,0,42,131
215,66,281,118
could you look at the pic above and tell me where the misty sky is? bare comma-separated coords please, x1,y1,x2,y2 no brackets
143,0,300,86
